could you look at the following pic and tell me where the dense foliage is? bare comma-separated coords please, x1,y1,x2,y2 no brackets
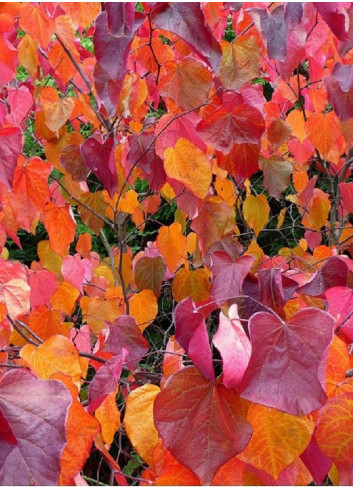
1,1,353,485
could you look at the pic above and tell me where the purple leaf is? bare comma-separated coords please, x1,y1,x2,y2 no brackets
150,3,222,72
210,252,255,306
213,304,251,389
174,297,215,382
103,315,149,370
0,369,71,485
284,3,303,28
0,126,23,191
258,268,298,313
325,64,353,121
297,256,348,297
88,354,124,412
240,308,335,415
250,5,287,61
81,136,117,197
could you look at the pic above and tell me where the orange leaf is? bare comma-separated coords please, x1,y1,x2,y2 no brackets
326,335,353,399
316,393,353,471
20,334,83,389
52,373,99,486
156,223,187,274
220,36,260,91
125,384,161,467
17,34,38,77
43,202,76,257
239,404,314,478
50,281,80,316
130,289,158,331
305,112,343,157
95,390,121,445
164,138,212,199
159,58,213,110
28,306,69,341
12,157,51,212
61,2,101,28
19,3,55,48
44,97,75,132
172,267,210,303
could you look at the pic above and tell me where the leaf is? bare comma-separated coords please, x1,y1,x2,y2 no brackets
0,369,71,485
297,256,348,297
213,304,251,389
197,104,265,154
316,393,353,472
19,3,55,48
325,335,353,398
20,334,83,389
240,308,335,415
191,198,231,253
172,267,210,303
243,193,270,236
217,142,260,179
135,256,166,298
17,34,38,78
53,373,99,486
305,112,343,157
210,252,255,306
156,223,187,274
88,354,124,412
80,137,118,198
300,435,333,485
174,297,215,382
12,156,51,212
164,138,212,199
154,366,252,484
44,97,75,132
0,126,23,191
60,144,89,182
129,289,158,331
151,3,221,70
78,191,108,235
220,36,260,91
43,202,76,257
62,2,101,28
103,315,149,370
251,5,287,60
159,58,213,110
29,268,58,309
0,278,30,318
50,281,80,316
259,156,292,200
26,306,69,341
267,118,292,150
125,384,160,466
95,390,121,445
239,404,314,478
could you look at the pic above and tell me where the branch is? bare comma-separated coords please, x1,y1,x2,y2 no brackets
7,316,41,346
55,34,110,132
99,229,120,286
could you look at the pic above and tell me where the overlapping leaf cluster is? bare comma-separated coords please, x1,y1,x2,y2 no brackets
1,1,353,485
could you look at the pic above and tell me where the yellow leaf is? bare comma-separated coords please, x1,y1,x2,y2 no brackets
37,240,63,277
243,194,270,236
20,334,83,389
239,404,314,478
125,384,161,466
164,138,212,199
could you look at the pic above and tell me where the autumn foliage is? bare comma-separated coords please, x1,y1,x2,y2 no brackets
2,1,353,485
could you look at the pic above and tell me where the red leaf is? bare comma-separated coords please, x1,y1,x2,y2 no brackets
154,366,252,484
210,252,255,306
173,297,215,382
240,308,335,415
197,104,265,154
0,126,22,191
0,369,72,485
103,315,149,370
